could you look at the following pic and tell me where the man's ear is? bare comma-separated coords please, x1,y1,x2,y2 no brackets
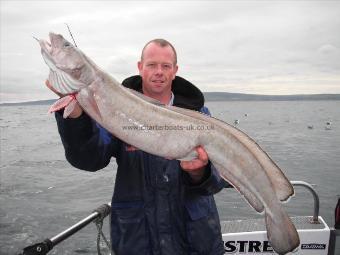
172,64,178,80
137,61,143,75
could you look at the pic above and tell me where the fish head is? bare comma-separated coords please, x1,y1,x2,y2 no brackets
37,32,94,94
47,33,84,71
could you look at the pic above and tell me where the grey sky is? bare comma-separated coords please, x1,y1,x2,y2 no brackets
1,1,340,103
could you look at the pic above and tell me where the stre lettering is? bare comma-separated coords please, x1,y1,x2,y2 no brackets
224,240,274,253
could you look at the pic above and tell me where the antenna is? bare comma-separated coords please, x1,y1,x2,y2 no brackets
65,23,78,47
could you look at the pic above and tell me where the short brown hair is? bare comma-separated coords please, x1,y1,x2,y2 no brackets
141,39,177,64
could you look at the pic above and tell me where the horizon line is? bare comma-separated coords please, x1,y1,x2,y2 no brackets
1,92,340,105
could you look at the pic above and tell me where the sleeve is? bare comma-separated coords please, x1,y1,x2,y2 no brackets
55,110,120,171
183,162,232,196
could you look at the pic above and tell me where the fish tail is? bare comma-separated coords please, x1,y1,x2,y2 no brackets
265,208,300,254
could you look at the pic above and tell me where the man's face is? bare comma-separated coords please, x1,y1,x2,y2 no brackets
138,43,178,97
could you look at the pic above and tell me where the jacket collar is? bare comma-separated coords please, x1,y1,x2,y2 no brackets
121,75,204,111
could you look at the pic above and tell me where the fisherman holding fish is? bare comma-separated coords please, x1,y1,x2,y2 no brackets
46,39,229,254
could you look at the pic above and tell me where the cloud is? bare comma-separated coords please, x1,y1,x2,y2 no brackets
1,1,340,103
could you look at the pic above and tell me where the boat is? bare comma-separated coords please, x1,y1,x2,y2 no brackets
19,181,340,255
221,181,340,254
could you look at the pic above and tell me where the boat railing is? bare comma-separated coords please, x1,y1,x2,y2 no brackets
19,203,112,255
290,180,320,223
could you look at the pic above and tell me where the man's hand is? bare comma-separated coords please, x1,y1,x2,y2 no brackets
180,146,209,183
45,80,83,118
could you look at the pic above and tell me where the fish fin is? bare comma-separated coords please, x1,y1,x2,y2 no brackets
167,105,208,117
125,87,165,106
76,83,102,123
265,209,300,254
213,162,264,213
48,95,75,114
63,99,78,118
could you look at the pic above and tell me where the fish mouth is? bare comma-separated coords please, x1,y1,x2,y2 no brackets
38,33,59,55
41,39,52,54
36,34,52,56
37,34,61,73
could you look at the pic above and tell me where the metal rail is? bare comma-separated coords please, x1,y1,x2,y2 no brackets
290,180,320,223
19,203,111,255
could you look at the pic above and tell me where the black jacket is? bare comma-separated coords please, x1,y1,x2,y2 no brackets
55,76,227,254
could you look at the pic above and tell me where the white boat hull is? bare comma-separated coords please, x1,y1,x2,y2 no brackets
221,216,330,254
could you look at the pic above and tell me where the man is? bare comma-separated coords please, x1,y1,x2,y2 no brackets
50,39,228,254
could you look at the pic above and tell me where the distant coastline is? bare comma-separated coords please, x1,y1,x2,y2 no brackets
0,99,57,106
1,92,340,106
203,92,340,101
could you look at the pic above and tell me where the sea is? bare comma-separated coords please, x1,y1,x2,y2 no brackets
0,100,339,255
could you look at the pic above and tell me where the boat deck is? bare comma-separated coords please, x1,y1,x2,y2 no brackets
221,216,326,233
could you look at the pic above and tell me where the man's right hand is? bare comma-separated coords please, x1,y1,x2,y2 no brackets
45,80,83,118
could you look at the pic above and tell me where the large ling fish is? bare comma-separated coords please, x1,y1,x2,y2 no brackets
37,32,299,254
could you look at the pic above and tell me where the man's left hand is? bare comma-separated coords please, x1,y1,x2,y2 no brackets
180,146,209,183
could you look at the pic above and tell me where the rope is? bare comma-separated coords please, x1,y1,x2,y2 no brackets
95,219,111,255
92,203,113,255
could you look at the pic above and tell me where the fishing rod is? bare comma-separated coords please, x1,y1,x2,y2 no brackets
19,203,111,255
65,23,78,47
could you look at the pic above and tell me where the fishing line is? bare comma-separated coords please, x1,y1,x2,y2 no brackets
65,23,78,47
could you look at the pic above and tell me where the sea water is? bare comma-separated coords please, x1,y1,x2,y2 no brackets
0,101,339,254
